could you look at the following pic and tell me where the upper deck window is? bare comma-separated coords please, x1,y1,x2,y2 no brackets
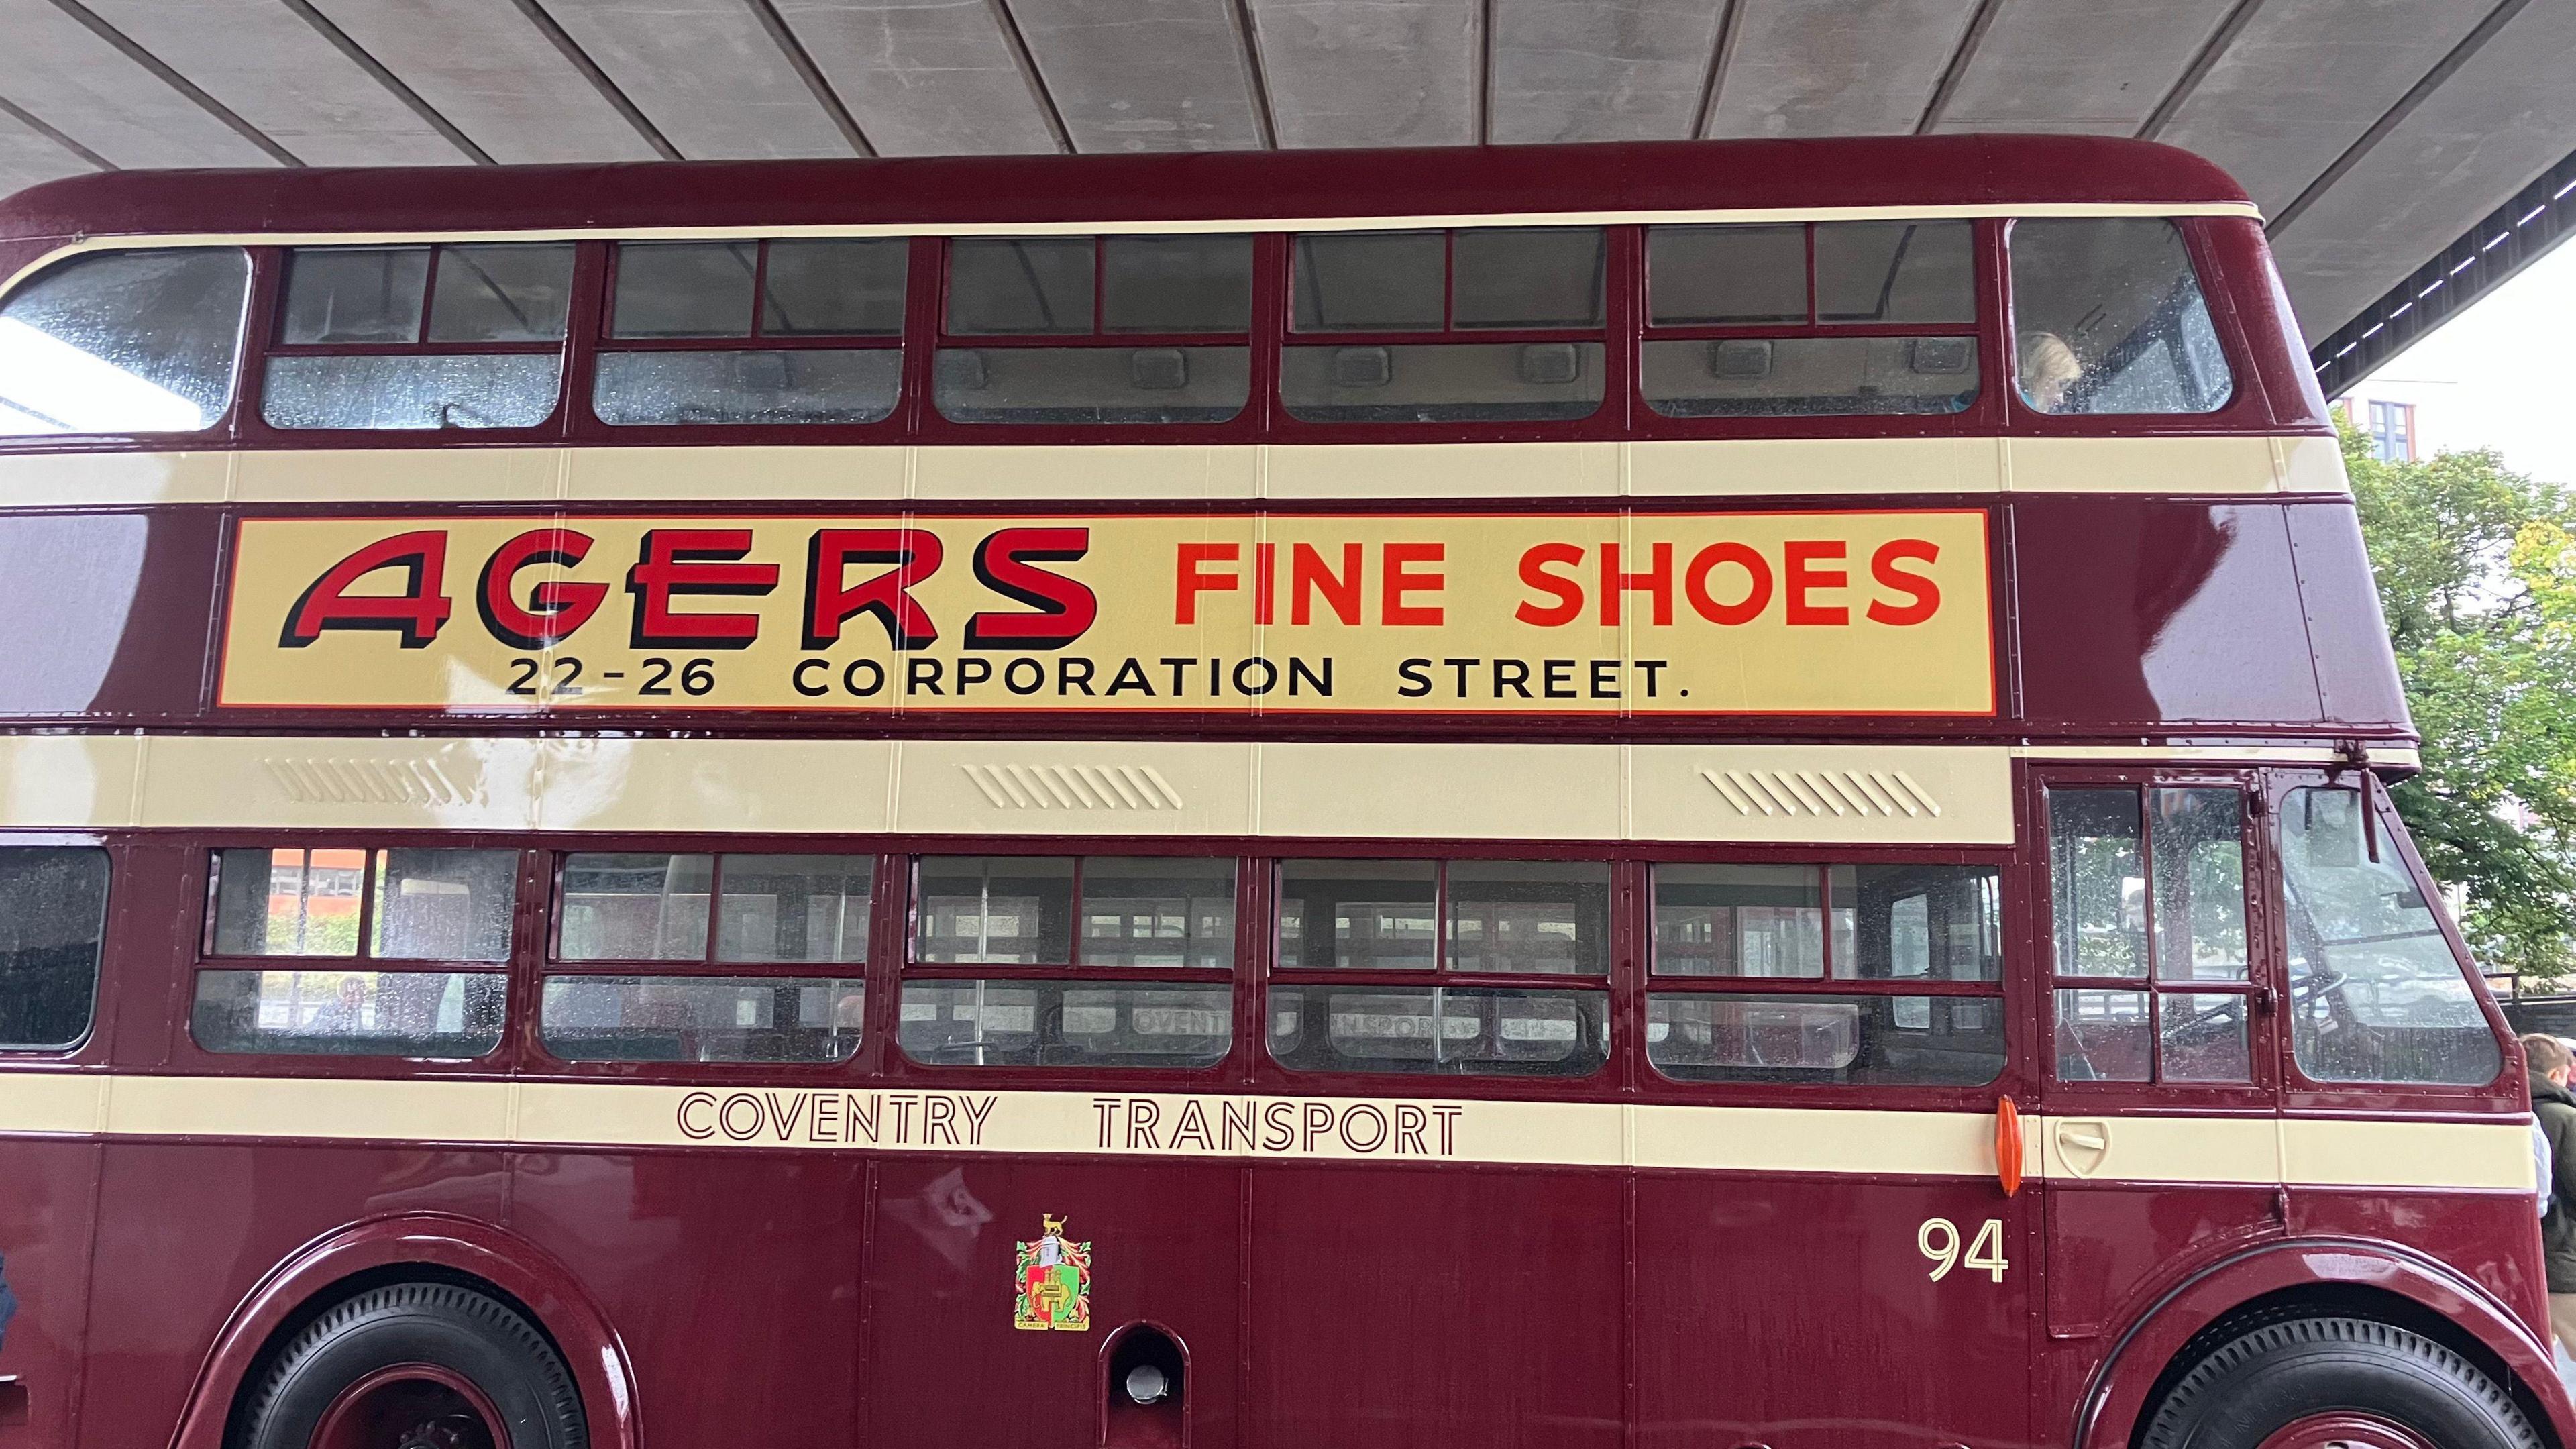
0,248,248,437
265,244,574,431
596,239,907,426
0,847,109,1052
1268,858,1611,1077
542,851,871,1064
1283,227,1606,423
900,855,1236,1068
2009,219,2232,415
1641,221,1978,418
936,235,1253,425
193,846,515,1057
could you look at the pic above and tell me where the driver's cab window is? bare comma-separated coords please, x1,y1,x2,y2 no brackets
2047,784,2259,1085
2277,786,2501,1087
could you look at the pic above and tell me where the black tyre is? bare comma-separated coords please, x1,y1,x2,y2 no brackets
237,1282,587,1449
2141,1316,2539,1449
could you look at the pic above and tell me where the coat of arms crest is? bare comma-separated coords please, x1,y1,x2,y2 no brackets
1014,1214,1092,1332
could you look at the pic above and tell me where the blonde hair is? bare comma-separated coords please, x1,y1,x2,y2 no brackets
2020,331,2084,413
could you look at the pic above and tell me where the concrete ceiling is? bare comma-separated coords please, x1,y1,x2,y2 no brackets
0,0,2570,350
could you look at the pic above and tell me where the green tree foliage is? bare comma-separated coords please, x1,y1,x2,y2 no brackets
2347,419,2576,983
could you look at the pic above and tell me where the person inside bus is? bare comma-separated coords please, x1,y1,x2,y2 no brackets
2523,1032,2576,1354
2019,330,2085,413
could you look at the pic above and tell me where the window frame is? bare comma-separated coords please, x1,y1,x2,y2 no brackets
184,839,530,1067
922,233,1269,435
2034,769,2276,1104
1276,224,1619,432
0,834,113,1058
1641,856,2009,1089
537,846,884,1070
587,237,913,436
0,246,254,446
1262,855,1616,1083
894,850,1248,1077
2000,217,2267,437
2264,768,2514,1109
240,240,596,445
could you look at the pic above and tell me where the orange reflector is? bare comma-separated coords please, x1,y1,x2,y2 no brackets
1996,1097,2023,1197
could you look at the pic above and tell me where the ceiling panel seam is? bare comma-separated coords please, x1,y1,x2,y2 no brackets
1474,0,1493,146
978,0,1073,154
1222,0,1279,149
742,0,875,158
275,0,493,165
2135,0,2265,142
1913,0,2004,136
45,0,303,166
2269,0,2532,238
504,0,683,161
1689,0,1743,141
0,93,109,171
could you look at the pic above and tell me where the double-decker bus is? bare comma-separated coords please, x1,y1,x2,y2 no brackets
0,134,2557,1449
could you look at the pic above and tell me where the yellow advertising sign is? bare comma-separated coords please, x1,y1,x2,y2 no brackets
216,510,1994,716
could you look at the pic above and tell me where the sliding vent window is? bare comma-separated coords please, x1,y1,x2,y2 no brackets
193,847,515,1057
0,848,109,1051
1646,861,2004,1085
542,851,870,1063
936,235,1252,424
1643,220,1978,418
900,855,1235,1068
266,244,573,430
1284,227,1605,423
1268,859,1609,1077
2010,219,2231,415
2278,788,2501,1086
596,239,906,425
2047,786,2259,1085
0,248,249,437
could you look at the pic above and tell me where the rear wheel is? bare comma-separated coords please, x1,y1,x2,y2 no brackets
238,1283,586,1449
2141,1316,2538,1449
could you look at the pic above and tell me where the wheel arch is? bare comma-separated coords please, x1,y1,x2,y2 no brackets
166,1212,639,1449
2073,1237,2576,1449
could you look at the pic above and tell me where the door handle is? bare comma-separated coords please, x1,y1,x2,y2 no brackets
2056,1119,2112,1178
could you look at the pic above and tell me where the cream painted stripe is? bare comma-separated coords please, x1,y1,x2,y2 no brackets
0,1074,2529,1191
1,737,2025,844
2284,1118,2534,1191
2,201,2261,293
0,435,2347,510
0,735,2418,841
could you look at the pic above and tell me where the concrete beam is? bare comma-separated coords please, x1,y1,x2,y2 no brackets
775,0,1063,156
1008,0,1265,151
544,0,857,159
79,0,470,168
309,0,664,163
1707,0,1978,139
0,0,281,168
1929,0,2238,135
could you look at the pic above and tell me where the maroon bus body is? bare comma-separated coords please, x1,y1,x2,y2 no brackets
0,136,2561,1449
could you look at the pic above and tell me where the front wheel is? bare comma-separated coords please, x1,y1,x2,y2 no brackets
237,1282,587,1449
2141,1316,2539,1449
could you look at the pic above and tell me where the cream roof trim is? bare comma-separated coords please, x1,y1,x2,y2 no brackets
1,199,2262,299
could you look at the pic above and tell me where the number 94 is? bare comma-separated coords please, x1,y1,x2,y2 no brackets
1918,1217,2009,1283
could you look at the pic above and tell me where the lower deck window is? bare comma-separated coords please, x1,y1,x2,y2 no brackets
191,969,505,1057
541,975,864,1063
1646,992,2002,1085
899,980,1230,1067
0,847,110,1051
1267,985,1608,1077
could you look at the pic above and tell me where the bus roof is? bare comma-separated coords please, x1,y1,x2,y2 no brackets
0,135,2251,244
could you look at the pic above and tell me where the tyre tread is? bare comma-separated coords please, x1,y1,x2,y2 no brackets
2141,1314,2539,1449
238,1281,585,1449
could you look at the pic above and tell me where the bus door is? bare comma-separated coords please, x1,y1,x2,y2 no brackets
2034,775,2279,1365
1630,855,2032,1449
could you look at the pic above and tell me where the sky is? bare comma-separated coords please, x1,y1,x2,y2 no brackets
2351,237,2576,485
